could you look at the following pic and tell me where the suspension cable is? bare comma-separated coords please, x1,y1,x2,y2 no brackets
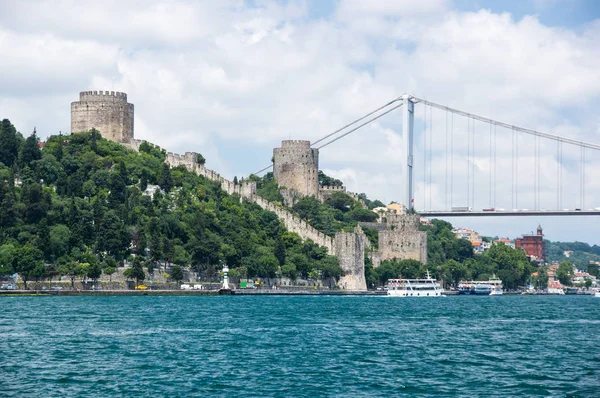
467,116,470,208
515,131,519,209
423,103,427,211
312,96,403,146
471,117,475,209
315,103,403,150
489,120,492,208
446,109,449,210
450,112,454,210
493,124,497,208
429,105,433,211
252,98,404,175
511,127,515,210
411,96,600,151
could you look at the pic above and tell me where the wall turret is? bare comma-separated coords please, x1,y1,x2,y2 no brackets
273,140,319,197
71,90,134,143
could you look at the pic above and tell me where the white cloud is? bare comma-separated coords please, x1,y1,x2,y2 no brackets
0,0,599,242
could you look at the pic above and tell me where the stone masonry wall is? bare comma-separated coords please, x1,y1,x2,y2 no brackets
160,147,335,254
362,214,428,267
126,139,368,289
334,231,367,291
319,185,367,208
273,140,319,198
71,91,134,143
378,230,428,264
386,214,420,231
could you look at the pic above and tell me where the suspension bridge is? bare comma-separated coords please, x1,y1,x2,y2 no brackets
255,93,600,217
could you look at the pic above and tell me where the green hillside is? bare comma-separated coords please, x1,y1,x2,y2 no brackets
0,120,340,287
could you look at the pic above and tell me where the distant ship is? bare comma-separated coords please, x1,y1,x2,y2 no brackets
458,276,503,296
457,281,473,295
488,275,503,296
387,271,445,297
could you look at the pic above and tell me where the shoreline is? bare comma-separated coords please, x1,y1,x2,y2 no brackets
0,290,595,297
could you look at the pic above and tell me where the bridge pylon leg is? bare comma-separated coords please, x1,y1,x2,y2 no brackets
401,93,414,210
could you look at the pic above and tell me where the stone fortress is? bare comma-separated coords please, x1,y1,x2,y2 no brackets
273,140,366,207
273,140,320,198
71,91,134,143
70,91,425,291
272,139,427,286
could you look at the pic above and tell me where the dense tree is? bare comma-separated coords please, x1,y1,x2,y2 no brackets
0,119,21,167
158,163,173,192
20,130,42,166
129,257,146,285
0,128,346,288
104,266,116,282
13,245,44,289
0,244,16,275
318,171,343,187
556,260,574,286
170,265,184,282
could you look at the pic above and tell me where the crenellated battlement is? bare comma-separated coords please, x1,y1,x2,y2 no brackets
79,91,128,101
320,185,346,191
127,139,365,289
280,140,311,148
72,90,134,143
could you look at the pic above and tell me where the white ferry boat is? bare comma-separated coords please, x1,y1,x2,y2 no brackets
488,275,503,296
387,271,445,297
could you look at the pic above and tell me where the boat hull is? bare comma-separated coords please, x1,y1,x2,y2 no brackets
387,290,444,297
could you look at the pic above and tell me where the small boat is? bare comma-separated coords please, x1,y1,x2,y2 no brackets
473,283,491,295
387,270,445,297
458,282,475,295
594,292,600,298
488,275,503,296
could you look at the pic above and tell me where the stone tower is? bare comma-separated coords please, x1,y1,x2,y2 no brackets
71,91,134,143
273,140,319,197
335,232,367,291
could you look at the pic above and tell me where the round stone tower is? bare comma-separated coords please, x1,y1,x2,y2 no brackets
71,90,134,143
273,140,319,197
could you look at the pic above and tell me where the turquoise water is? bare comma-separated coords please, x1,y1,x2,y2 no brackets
1,295,599,397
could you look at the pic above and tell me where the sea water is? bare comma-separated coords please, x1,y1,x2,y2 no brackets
1,295,599,397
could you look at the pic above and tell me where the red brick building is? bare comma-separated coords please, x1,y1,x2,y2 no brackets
515,225,545,263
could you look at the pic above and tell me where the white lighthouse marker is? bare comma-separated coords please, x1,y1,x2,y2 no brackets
222,264,229,290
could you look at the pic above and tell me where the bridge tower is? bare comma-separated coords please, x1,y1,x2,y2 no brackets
401,93,414,210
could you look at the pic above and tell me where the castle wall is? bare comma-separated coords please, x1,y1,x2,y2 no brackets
319,185,367,208
273,140,319,197
161,147,335,254
125,139,368,290
334,232,367,290
386,214,420,231
71,91,134,143
378,230,428,264
357,222,386,232
360,214,428,266
368,251,382,268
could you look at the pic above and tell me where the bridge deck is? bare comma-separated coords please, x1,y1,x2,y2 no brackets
419,210,600,217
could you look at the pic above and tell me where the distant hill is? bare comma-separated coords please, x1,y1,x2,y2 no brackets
545,240,600,269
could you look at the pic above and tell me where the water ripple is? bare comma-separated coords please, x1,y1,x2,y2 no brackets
1,295,599,397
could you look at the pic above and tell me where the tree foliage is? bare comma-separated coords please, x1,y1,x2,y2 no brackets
0,122,340,284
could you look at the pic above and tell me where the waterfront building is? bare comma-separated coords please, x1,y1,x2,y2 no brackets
386,203,406,215
515,225,545,263
452,228,482,245
494,238,515,249
371,203,408,222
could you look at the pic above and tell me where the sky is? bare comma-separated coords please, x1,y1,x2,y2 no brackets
1,0,599,244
